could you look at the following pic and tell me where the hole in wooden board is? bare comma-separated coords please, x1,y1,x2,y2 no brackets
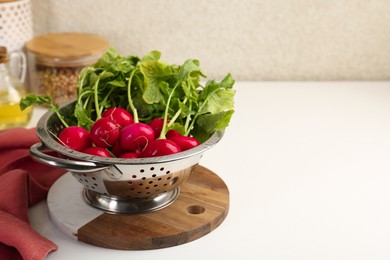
186,205,205,215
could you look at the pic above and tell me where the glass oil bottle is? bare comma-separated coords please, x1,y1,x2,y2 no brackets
0,46,31,129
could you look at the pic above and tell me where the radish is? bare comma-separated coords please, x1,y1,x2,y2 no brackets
141,139,181,158
116,72,156,154
90,117,120,148
58,126,92,152
119,152,138,159
169,135,200,151
83,147,111,157
110,141,123,157
166,129,180,139
119,123,155,153
102,107,134,128
148,118,164,138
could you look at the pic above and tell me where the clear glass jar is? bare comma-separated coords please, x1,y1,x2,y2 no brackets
0,46,31,129
26,33,109,105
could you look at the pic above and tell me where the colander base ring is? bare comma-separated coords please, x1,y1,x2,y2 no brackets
81,188,180,214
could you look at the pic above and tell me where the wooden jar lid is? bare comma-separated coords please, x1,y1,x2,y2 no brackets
26,33,109,67
26,32,109,58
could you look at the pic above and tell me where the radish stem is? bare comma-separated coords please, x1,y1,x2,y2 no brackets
127,68,139,123
160,82,180,139
93,76,102,119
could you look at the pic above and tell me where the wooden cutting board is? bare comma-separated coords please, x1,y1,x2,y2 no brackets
47,165,229,250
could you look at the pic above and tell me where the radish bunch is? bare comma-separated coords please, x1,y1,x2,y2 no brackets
58,107,200,158
20,48,235,159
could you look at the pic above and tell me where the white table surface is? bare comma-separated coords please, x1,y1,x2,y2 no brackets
28,82,390,260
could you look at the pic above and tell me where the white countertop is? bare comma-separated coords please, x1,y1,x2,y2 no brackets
28,82,390,259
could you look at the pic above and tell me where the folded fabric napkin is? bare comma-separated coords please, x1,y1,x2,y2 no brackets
0,128,66,260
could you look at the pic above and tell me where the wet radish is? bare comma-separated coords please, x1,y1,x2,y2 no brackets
169,135,200,151
110,141,123,157
119,123,155,153
90,117,120,148
148,118,164,138
166,129,180,139
58,126,92,152
102,107,134,128
141,139,181,158
119,152,138,159
83,147,111,157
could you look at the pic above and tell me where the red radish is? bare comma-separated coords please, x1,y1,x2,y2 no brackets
141,139,181,158
58,126,92,152
169,135,200,151
166,129,180,139
148,118,164,138
102,107,134,128
83,147,111,157
90,117,120,148
119,152,138,159
119,123,155,153
110,141,123,157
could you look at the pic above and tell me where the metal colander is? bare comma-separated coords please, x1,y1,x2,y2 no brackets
30,101,223,214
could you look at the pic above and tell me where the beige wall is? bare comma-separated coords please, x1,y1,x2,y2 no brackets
31,0,390,81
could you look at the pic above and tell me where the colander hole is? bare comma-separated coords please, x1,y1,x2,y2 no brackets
145,187,150,189
152,174,156,177
167,177,171,180
157,178,162,181
83,173,87,176
160,167,164,171
149,181,153,184
150,167,154,171
84,179,88,182
154,184,158,187
166,171,170,174
140,169,144,173
93,183,98,186
132,175,137,178
139,183,143,186
128,181,133,184
142,177,146,180
92,177,96,180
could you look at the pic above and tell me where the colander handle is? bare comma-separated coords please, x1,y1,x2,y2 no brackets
30,143,109,173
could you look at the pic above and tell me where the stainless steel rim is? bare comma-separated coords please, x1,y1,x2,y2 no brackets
81,187,180,214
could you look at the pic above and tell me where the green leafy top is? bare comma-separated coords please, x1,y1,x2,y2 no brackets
20,47,235,143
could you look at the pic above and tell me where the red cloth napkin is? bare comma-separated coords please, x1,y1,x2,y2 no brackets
0,128,66,260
